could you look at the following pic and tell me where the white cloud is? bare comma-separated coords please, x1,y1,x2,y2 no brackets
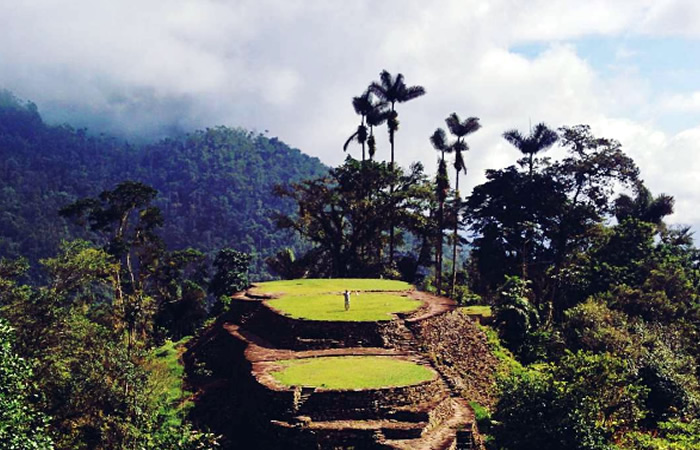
0,0,699,231
659,91,700,112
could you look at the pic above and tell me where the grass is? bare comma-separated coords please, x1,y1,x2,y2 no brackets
270,356,435,389
478,324,524,377
148,336,193,427
463,305,492,318
252,278,412,296
267,292,421,321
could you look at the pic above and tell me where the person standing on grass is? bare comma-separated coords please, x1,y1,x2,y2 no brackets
344,289,351,311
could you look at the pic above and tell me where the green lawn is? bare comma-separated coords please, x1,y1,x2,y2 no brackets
270,356,435,389
252,278,412,296
463,305,492,318
267,292,421,321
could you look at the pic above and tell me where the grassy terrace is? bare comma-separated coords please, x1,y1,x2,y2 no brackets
251,278,412,296
253,279,420,321
270,356,435,389
267,292,421,321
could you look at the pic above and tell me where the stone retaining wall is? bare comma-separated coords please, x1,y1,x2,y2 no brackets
243,300,388,350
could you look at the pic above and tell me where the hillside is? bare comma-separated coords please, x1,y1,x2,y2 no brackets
0,91,328,280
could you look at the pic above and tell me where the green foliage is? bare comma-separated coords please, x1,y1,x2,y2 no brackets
209,248,251,296
494,351,647,450
492,276,540,354
620,419,700,449
0,240,218,449
563,298,634,354
0,318,53,449
479,324,524,378
274,158,434,278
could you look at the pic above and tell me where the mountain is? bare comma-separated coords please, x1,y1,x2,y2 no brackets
0,90,328,281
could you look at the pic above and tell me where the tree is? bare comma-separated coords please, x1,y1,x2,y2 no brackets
494,351,646,450
60,181,165,352
492,276,540,353
369,70,426,265
615,182,674,227
369,70,426,167
429,128,451,295
503,122,559,178
343,90,388,161
445,113,481,296
209,248,251,313
366,99,390,160
274,158,432,278
0,242,219,449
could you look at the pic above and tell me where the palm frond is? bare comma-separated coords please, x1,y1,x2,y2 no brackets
352,91,373,116
430,128,448,152
462,117,481,135
445,113,461,136
532,123,558,150
503,129,525,150
343,130,359,152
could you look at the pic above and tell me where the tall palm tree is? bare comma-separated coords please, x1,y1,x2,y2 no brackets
445,113,481,297
502,122,558,279
343,91,373,161
369,70,425,266
369,71,426,166
430,128,451,295
503,122,558,177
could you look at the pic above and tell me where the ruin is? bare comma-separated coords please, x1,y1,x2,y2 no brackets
186,282,485,449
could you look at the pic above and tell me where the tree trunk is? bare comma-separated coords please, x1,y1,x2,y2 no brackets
389,104,396,268
450,173,460,298
436,198,444,295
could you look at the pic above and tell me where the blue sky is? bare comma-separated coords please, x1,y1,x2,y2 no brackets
512,37,700,132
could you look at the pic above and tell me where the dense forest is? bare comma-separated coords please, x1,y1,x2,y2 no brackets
1,66,699,450
0,90,327,282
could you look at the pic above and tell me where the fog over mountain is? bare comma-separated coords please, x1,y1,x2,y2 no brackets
2,1,699,230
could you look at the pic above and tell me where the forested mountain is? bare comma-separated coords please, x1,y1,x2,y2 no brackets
0,91,327,281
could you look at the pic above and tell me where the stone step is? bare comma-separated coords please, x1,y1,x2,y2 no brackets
382,398,475,450
289,391,451,423
276,418,429,440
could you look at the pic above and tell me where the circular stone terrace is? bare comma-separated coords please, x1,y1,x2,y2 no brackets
233,279,457,392
248,278,454,323
224,279,474,448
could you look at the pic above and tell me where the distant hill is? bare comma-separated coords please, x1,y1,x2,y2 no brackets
0,91,328,281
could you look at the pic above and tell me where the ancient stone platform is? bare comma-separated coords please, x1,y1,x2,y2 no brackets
212,285,480,449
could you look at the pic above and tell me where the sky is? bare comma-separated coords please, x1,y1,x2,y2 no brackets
1,0,699,230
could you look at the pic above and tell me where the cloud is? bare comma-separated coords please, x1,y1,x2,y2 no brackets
0,0,698,231
659,91,700,112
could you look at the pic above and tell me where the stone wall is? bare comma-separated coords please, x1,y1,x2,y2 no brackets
408,309,499,407
243,301,387,350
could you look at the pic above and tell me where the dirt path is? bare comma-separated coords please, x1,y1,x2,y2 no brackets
404,290,457,322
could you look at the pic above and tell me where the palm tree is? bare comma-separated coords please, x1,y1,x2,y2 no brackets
366,103,389,160
502,122,558,177
445,113,481,297
502,122,558,278
430,128,451,295
343,91,373,161
369,70,425,266
369,71,426,166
